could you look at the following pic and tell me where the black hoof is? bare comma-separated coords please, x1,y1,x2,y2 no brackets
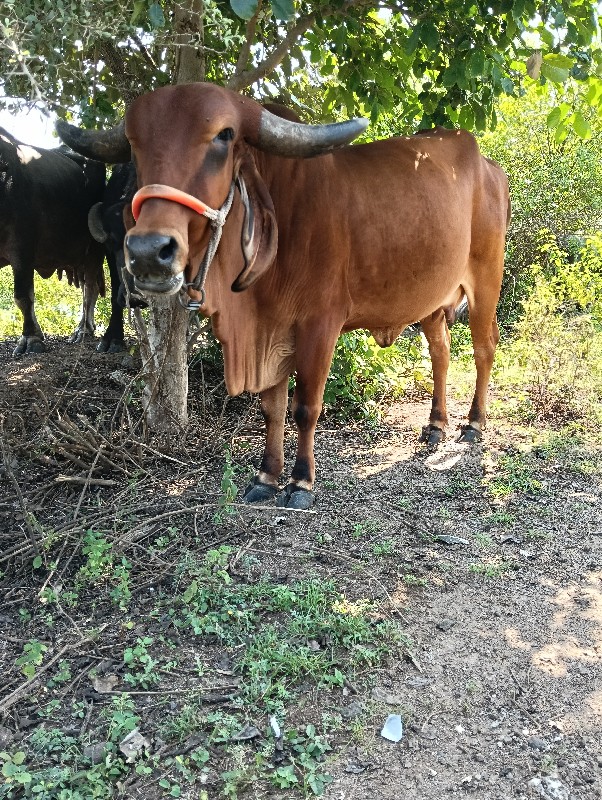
13,337,45,357
457,424,482,443
242,480,278,504
419,424,445,447
276,485,315,510
97,338,126,354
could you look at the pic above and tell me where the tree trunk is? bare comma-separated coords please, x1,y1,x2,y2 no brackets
174,0,205,84
137,0,205,437
134,296,190,435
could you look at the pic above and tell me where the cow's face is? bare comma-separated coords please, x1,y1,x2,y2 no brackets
123,84,245,297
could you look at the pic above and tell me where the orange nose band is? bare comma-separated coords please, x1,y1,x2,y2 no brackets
131,184,216,221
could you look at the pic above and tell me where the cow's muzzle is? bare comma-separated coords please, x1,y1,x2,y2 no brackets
125,232,183,295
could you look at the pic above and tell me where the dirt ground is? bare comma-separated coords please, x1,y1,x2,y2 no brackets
0,334,601,799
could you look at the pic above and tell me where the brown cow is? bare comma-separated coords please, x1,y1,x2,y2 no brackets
56,82,510,509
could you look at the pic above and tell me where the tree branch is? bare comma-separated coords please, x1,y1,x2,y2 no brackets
226,0,376,92
234,1,262,77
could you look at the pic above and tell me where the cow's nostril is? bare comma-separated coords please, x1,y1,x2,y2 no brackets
158,237,177,264
126,233,178,274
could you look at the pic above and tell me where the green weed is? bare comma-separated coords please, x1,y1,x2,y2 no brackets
123,637,161,689
469,559,512,579
487,453,542,498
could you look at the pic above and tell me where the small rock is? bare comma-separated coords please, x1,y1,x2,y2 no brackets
527,775,569,800
372,687,404,705
119,728,151,762
92,674,119,694
109,369,129,387
528,736,548,751
0,727,14,749
406,676,433,688
83,742,107,764
344,755,373,774
435,534,470,546
340,701,364,720
230,725,261,742
436,618,456,631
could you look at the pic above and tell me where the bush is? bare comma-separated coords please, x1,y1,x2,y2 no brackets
479,86,602,331
323,330,432,420
495,232,602,424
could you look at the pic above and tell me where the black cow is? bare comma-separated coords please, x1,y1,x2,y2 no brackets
86,162,146,352
0,127,106,356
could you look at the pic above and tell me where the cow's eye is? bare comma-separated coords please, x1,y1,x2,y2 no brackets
215,128,234,143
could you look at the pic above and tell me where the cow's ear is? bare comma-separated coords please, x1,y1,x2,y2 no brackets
230,155,278,292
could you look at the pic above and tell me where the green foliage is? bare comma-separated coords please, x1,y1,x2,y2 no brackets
15,640,48,679
324,330,430,420
177,550,406,710
495,232,602,423
486,452,542,499
213,447,239,523
3,0,602,132
123,637,162,689
479,85,602,329
0,271,113,340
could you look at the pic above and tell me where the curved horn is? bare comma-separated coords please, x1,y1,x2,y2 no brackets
55,118,131,163
255,109,369,158
87,202,108,243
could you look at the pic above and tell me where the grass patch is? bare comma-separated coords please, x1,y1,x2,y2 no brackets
2,545,407,799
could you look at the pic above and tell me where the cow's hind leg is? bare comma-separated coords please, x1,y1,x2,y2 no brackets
70,279,99,344
13,262,45,356
460,296,500,443
418,308,451,448
243,375,289,503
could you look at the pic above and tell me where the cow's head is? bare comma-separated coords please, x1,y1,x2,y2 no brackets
56,83,367,308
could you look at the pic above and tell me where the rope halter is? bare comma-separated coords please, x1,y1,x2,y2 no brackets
131,181,237,311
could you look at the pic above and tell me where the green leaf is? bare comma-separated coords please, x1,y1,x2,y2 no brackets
458,104,475,129
33,556,42,569
404,27,421,56
148,2,165,28
419,20,439,50
130,0,146,25
540,62,570,84
183,580,198,604
230,0,259,20
546,106,562,129
270,0,294,20
469,50,486,78
573,111,592,139
543,54,574,70
474,103,487,131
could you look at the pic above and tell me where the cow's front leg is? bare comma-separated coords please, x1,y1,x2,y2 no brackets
13,263,45,356
418,308,451,448
97,255,126,353
277,323,339,510
243,375,289,503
